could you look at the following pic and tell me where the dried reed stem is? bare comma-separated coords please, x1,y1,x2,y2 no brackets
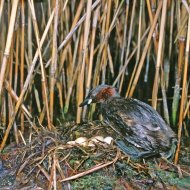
77,0,92,123
174,5,190,164
0,0,19,95
152,0,167,109
50,0,59,122
128,1,163,97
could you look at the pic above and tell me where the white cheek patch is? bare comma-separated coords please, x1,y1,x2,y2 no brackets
88,99,92,104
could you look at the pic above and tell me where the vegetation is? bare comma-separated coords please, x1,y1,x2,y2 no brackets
0,0,190,189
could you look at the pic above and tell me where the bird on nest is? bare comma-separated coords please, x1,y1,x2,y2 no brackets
80,84,177,159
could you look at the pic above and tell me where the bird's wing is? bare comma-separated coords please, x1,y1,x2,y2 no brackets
103,98,173,150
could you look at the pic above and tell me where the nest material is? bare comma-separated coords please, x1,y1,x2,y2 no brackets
0,121,190,190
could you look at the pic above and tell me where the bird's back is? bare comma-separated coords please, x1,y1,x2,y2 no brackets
101,97,176,153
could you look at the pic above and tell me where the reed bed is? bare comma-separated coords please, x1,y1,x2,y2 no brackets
0,0,189,166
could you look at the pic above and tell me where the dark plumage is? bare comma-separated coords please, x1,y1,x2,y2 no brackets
79,85,177,159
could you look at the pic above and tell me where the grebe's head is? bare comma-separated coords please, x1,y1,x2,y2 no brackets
79,85,120,107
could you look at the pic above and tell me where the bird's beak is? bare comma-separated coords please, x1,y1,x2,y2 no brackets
79,98,92,107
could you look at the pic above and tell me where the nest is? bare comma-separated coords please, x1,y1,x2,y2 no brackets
0,121,190,190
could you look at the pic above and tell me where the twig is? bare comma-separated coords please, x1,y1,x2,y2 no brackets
59,149,120,182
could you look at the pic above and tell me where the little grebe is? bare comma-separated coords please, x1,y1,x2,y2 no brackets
80,85,177,159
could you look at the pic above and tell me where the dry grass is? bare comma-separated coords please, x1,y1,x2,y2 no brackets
0,0,189,165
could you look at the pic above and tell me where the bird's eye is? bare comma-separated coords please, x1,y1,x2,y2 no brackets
91,96,97,103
